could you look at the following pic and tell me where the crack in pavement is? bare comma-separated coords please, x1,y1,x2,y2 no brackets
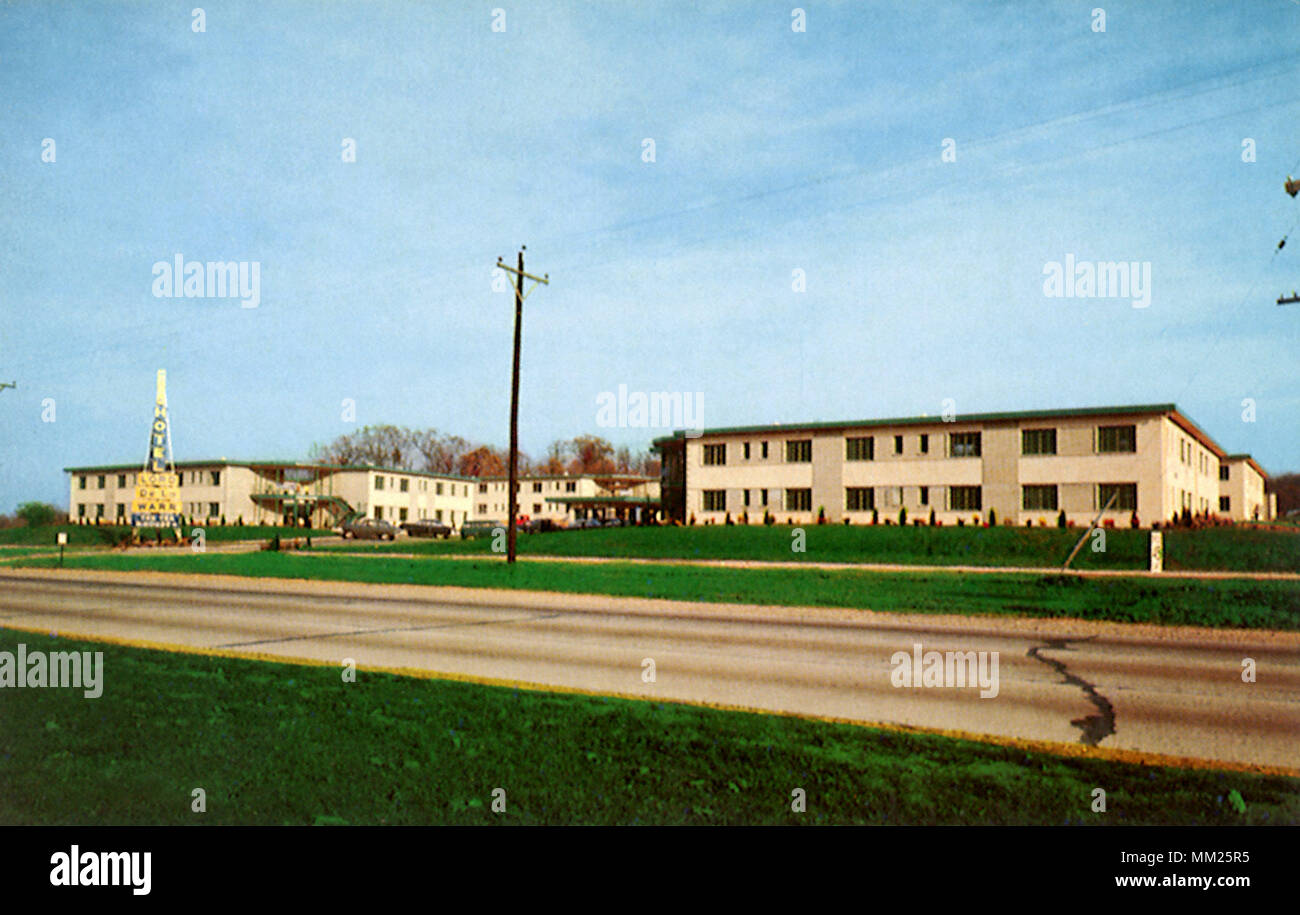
211,611,566,650
1026,637,1116,747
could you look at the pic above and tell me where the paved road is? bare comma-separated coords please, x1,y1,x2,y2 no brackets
1,568,1297,773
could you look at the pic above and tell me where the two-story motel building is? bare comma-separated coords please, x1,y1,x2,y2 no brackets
654,404,1273,527
65,460,659,528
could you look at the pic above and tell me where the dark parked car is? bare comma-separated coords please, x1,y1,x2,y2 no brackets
340,517,399,540
566,517,602,530
523,518,559,534
460,519,504,539
401,518,453,538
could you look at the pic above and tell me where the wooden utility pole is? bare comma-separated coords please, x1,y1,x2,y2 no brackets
495,247,548,564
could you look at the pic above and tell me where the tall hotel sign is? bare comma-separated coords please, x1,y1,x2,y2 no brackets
129,370,182,528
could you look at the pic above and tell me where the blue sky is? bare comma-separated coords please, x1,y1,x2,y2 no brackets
2,0,1298,511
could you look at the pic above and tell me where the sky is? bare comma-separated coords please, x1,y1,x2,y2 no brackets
2,0,1298,512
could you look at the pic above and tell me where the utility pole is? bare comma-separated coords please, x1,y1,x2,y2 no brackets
495,247,548,564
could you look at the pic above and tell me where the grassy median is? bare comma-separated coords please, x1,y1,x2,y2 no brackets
1,632,1294,826
321,524,1300,573
12,551,1300,630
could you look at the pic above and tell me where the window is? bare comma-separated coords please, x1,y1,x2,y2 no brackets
1098,483,1137,511
919,486,929,506
374,506,383,519
761,441,769,459
533,482,543,493
177,474,183,488
846,436,874,461
1219,465,1229,481
96,504,104,518
760,489,768,506
209,502,219,516
1022,485,1058,511
477,503,488,514
97,475,106,489
703,490,726,511
436,482,444,495
479,483,488,493
1097,425,1136,453
211,471,221,486
950,432,981,457
1219,496,1231,512
565,481,576,493
79,476,86,490
785,488,812,511
77,504,86,517
846,487,874,511
743,490,751,507
375,476,385,490
786,440,812,462
950,486,982,510
117,474,127,487
893,435,903,455
919,434,929,454
400,478,409,492
1022,428,1057,455
533,503,542,513
397,507,407,521
435,510,444,522
116,504,126,519
703,444,726,465
743,442,751,460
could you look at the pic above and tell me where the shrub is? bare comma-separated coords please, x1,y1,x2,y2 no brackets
688,513,696,526
871,508,879,525
817,506,826,525
724,513,733,526
928,508,936,526
16,502,57,527
899,506,907,526
956,518,964,527
96,526,132,547
988,508,997,527
1130,511,1140,529
1057,509,1066,528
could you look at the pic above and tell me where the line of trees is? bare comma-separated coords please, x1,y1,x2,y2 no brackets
307,426,660,478
0,502,67,529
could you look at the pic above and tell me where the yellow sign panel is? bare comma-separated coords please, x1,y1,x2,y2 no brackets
131,370,181,527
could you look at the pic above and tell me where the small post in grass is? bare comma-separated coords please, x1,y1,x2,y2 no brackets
56,530,67,567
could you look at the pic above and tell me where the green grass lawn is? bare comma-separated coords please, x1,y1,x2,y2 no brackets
15,551,1300,630
323,524,1300,573
0,524,326,547
2,632,1293,825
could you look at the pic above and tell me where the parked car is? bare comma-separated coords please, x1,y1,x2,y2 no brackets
602,517,625,527
340,517,399,540
401,518,453,538
523,518,559,534
460,519,504,539
566,517,602,530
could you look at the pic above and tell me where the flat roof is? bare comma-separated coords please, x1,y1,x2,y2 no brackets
63,459,476,481
653,403,1180,443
